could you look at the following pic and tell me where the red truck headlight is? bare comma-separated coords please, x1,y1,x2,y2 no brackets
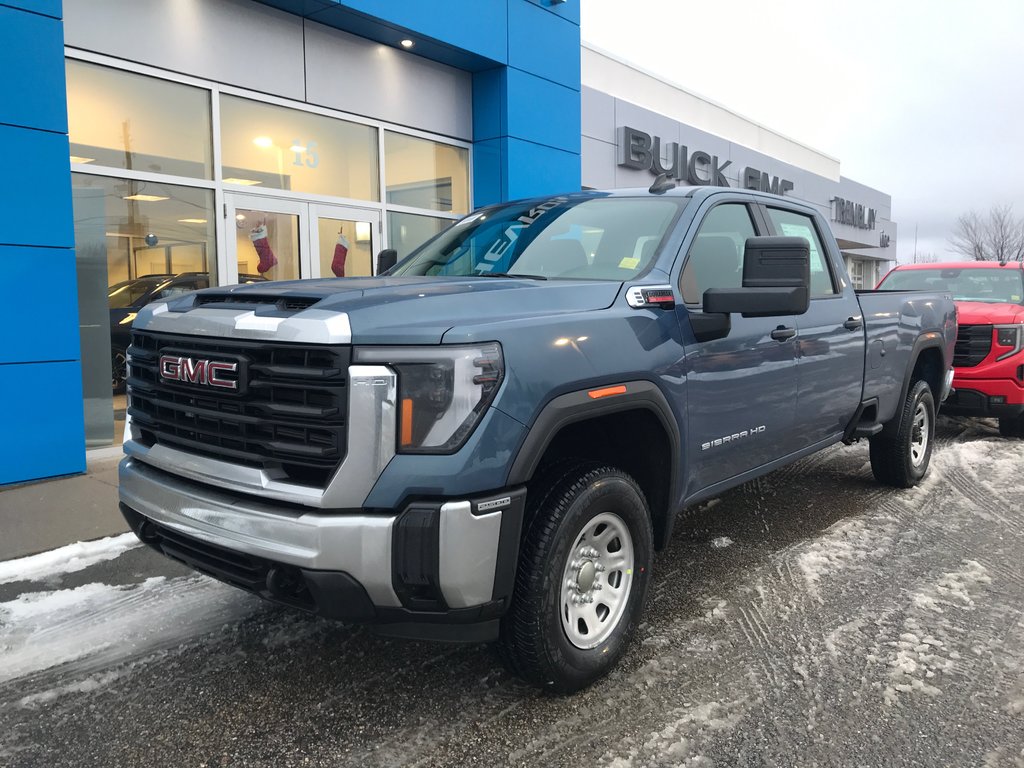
994,324,1024,361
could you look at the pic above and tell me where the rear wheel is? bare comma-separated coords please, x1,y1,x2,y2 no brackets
869,379,935,488
998,414,1024,438
499,462,653,693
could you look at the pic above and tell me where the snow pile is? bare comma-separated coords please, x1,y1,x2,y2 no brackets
0,533,141,585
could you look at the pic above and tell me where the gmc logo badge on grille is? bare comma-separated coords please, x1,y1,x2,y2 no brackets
159,355,238,390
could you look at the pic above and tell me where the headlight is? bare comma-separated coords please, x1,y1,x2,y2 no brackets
994,324,1024,361
353,343,504,453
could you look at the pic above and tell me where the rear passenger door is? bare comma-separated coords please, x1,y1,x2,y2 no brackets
761,205,864,444
677,200,800,495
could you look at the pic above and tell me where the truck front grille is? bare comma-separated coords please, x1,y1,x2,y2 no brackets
953,324,992,367
127,330,349,487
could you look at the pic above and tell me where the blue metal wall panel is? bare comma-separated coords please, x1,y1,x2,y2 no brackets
504,68,580,154
0,246,80,365
0,125,73,248
472,137,504,207
472,67,505,142
0,362,86,485
0,0,62,19
523,0,579,25
508,0,580,89
0,2,84,484
0,7,68,132
505,137,581,201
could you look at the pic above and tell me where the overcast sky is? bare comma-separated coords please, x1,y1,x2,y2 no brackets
581,0,1024,263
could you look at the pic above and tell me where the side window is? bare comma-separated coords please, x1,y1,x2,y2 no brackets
765,208,837,297
681,203,757,307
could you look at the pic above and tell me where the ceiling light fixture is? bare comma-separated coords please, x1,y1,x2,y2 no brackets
223,178,263,186
123,194,169,202
178,218,208,224
252,136,274,148
400,39,414,48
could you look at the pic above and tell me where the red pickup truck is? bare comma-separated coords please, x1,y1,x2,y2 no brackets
877,261,1024,437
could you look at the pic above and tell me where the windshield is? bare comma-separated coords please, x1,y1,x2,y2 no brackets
390,196,685,280
877,267,1024,304
107,277,168,309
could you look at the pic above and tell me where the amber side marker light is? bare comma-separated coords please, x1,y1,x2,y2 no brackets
401,398,414,447
588,385,627,399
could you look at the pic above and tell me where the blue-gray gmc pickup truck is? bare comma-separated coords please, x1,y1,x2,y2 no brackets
118,185,956,691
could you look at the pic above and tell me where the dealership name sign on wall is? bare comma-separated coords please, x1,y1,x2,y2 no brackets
617,126,795,195
831,197,876,230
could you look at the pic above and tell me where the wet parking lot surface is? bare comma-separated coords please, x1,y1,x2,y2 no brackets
1,416,1023,767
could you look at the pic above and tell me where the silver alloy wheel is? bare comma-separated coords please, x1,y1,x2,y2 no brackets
559,511,635,650
910,400,929,467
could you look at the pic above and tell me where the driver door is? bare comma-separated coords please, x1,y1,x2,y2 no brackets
676,200,800,495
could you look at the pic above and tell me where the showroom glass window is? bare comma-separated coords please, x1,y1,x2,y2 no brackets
66,59,213,179
384,132,469,214
71,173,216,446
220,95,379,200
388,212,452,259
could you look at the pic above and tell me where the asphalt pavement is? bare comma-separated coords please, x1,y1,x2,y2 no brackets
1,416,1022,767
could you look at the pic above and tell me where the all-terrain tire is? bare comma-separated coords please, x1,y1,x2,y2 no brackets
498,461,653,693
869,379,935,488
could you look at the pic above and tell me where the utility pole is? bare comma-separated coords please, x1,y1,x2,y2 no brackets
913,224,918,263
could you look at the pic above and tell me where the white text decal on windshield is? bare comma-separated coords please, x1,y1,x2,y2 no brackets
478,196,569,273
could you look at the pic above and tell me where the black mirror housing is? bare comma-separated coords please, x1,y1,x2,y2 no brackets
376,248,398,275
702,236,810,318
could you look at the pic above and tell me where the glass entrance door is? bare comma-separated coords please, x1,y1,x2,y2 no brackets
224,193,380,284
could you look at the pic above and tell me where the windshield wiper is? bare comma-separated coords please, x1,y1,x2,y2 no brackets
474,272,548,280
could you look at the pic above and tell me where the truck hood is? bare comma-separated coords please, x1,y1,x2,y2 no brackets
954,300,1024,326
177,276,622,344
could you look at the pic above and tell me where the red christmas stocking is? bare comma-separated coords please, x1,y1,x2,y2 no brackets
331,231,350,277
250,224,277,274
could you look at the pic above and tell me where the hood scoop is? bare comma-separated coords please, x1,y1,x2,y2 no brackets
192,293,322,313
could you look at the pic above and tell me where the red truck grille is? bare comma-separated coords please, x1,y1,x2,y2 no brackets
953,324,992,367
126,330,349,487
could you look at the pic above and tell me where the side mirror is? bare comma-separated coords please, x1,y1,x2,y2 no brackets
375,248,398,275
702,236,810,318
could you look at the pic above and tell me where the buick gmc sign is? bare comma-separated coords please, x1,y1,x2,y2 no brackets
617,126,794,196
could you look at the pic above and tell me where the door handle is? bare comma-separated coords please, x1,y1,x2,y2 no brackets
843,316,863,331
771,326,797,342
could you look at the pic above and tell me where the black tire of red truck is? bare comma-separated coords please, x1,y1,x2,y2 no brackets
998,414,1024,438
869,379,936,488
499,461,653,693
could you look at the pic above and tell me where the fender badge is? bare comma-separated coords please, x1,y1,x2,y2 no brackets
626,285,676,309
476,496,511,512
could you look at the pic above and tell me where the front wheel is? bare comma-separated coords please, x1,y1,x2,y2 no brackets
499,462,653,693
869,379,935,488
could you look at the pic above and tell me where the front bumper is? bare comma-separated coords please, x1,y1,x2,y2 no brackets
941,380,1024,419
119,458,525,641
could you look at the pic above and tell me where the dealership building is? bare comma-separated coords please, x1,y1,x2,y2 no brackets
0,0,897,486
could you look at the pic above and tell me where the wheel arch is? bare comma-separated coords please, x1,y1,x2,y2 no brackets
506,381,681,549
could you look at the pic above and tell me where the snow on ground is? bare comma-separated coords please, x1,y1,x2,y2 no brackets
0,574,259,688
0,533,140,586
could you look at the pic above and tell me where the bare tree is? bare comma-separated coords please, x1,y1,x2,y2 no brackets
950,205,1024,262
